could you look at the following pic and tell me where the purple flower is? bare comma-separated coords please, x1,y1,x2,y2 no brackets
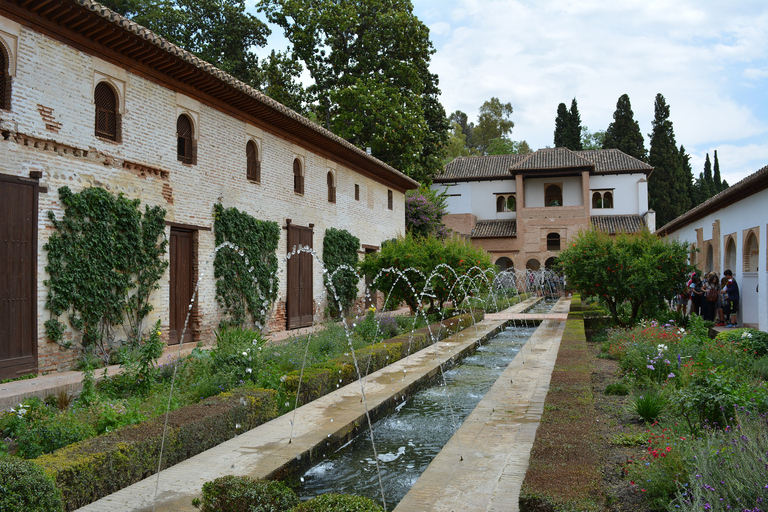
647,364,655,370
668,373,675,378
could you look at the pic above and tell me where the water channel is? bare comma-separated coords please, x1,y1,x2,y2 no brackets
291,299,555,507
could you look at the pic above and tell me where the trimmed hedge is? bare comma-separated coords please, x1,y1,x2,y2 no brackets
289,493,383,512
193,475,299,512
283,311,484,405
519,315,604,511
37,388,278,511
0,456,64,512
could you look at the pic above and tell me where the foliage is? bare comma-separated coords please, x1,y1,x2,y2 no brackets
288,493,383,512
192,475,299,512
713,327,768,358
579,127,605,151
557,229,692,325
631,390,668,423
0,456,64,512
625,425,689,509
322,228,360,318
553,98,582,150
604,382,629,396
648,93,693,227
44,186,168,360
473,97,514,154
485,138,531,155
261,0,448,183
213,203,280,329
405,186,448,239
672,411,768,511
602,93,647,161
113,320,165,396
359,233,494,312
443,121,474,162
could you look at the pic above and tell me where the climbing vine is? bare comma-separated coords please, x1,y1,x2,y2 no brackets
322,227,360,317
44,186,168,360
213,203,279,329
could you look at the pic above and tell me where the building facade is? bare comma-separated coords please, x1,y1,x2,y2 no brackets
659,166,768,331
432,147,654,271
0,0,417,378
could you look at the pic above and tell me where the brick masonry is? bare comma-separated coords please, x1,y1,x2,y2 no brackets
0,21,408,374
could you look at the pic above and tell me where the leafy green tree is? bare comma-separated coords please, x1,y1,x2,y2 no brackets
580,127,606,151
443,122,474,163
486,138,532,155
448,110,475,150
261,0,448,183
602,94,647,161
474,97,514,154
405,186,448,238
557,229,692,326
648,94,690,227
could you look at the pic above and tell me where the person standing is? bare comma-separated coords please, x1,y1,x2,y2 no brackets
702,272,719,321
722,269,740,327
690,275,704,317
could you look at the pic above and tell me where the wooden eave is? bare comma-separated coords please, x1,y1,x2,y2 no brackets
513,166,592,178
0,0,419,193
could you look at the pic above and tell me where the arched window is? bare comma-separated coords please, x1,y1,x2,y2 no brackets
547,233,561,251
94,82,120,142
327,171,336,203
177,114,196,164
507,196,516,212
592,192,601,209
496,195,506,212
744,232,759,272
725,237,737,271
495,256,514,271
545,184,562,207
526,259,541,271
545,257,557,269
0,45,10,111
293,158,304,194
246,141,260,182
496,195,516,212
603,191,613,208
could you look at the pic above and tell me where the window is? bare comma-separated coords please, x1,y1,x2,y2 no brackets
544,184,562,207
496,194,516,212
0,45,9,111
246,140,260,182
591,190,613,209
293,158,304,194
327,171,336,203
387,190,393,210
94,82,120,142
177,114,196,164
355,184,360,201
547,233,561,251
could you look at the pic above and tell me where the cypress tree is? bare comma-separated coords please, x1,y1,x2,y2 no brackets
680,145,695,207
713,150,724,192
648,94,690,227
568,98,583,150
554,102,570,148
603,94,647,161
702,153,714,199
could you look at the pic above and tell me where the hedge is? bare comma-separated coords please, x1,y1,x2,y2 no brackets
283,311,484,406
37,388,278,511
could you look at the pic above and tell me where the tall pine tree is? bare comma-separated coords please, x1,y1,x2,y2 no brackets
648,94,690,227
554,102,571,148
602,94,647,161
702,153,714,198
568,98,583,150
713,150,728,191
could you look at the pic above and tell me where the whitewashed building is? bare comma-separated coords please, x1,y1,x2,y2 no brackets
659,166,768,330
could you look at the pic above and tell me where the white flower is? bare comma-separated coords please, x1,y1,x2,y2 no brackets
657,344,668,353
742,331,753,339
246,368,252,374
242,351,248,357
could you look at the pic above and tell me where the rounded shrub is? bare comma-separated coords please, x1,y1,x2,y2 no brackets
0,456,64,512
288,493,383,512
193,475,299,512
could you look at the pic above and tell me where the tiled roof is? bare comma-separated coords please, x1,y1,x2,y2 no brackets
510,147,593,171
577,149,652,174
471,219,517,238
591,215,646,234
434,154,528,182
6,0,418,190
658,164,768,235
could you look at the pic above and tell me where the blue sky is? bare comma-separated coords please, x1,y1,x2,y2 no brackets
252,0,768,185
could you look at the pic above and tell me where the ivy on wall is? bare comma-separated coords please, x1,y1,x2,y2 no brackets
44,186,168,359
322,227,360,317
213,203,279,329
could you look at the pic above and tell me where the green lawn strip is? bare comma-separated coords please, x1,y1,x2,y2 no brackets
519,314,604,511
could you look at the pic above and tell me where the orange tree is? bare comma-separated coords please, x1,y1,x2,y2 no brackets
557,229,691,326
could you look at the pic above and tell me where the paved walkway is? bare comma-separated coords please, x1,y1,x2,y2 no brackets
73,297,565,512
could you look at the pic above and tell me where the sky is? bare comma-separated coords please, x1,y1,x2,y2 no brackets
252,0,768,186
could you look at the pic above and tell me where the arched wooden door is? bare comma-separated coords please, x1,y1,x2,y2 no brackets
287,224,313,329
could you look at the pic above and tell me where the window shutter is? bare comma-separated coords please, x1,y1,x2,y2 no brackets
191,139,197,165
1,72,10,110
114,112,122,143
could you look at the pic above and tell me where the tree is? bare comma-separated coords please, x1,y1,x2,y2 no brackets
448,110,475,150
557,229,692,326
553,98,582,150
443,122,474,163
713,150,727,192
261,0,448,183
486,138,532,155
581,127,606,151
474,97,514,154
648,94,690,227
602,94,646,161
405,186,448,238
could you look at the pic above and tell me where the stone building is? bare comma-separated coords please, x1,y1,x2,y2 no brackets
432,147,654,271
659,165,768,330
0,0,417,378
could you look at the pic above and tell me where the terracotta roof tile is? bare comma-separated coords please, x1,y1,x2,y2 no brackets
471,219,517,238
510,147,593,171
577,149,652,174
434,154,527,182
591,215,646,234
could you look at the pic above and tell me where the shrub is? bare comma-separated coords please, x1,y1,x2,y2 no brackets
322,228,360,318
604,382,629,396
192,476,299,512
631,390,667,423
288,493,383,512
625,426,689,510
0,456,64,512
714,328,768,358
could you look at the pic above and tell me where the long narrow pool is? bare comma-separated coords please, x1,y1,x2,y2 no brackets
292,300,553,507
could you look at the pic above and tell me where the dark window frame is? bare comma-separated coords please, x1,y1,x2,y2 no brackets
327,171,336,203
293,158,304,194
0,44,10,111
547,232,561,251
387,189,393,210
544,184,563,207
94,81,121,142
355,184,360,201
177,114,196,165
246,140,261,182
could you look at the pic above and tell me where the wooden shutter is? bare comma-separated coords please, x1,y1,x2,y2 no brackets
0,48,9,111
94,82,118,141
247,141,260,181
177,115,195,164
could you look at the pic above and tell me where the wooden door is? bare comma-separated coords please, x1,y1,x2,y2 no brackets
0,175,37,379
287,224,313,329
169,229,194,345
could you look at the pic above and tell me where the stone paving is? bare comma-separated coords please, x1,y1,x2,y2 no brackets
3,296,568,512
